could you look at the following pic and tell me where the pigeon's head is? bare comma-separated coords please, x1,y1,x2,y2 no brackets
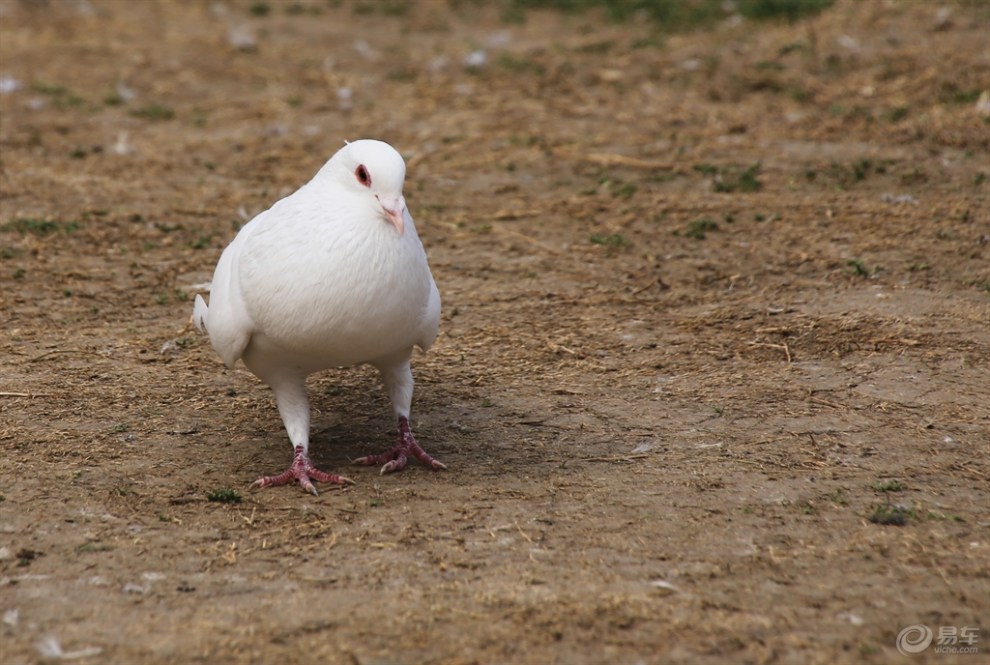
332,139,409,235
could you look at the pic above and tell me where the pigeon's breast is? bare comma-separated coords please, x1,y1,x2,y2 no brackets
238,215,434,369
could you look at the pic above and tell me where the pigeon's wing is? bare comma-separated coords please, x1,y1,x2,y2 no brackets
416,272,441,353
404,205,442,354
201,216,262,369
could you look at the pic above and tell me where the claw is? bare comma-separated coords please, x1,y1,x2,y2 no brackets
254,446,353,494
354,416,446,474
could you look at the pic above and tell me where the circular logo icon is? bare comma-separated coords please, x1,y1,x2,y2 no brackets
897,624,933,655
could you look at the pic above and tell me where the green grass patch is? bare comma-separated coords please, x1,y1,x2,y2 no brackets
32,82,85,109
715,163,763,192
611,180,637,199
886,106,910,122
821,159,890,189
871,479,905,493
190,233,214,250
737,0,833,21
2,217,80,236
826,488,848,505
695,163,762,193
207,488,242,504
249,1,271,16
103,91,126,106
131,103,175,120
685,218,718,239
868,505,914,526
590,233,629,248
16,548,42,567
943,86,982,105
354,0,412,16
503,0,833,29
846,259,871,277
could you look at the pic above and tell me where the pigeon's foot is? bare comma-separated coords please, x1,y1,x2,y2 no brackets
253,446,354,496
353,416,447,475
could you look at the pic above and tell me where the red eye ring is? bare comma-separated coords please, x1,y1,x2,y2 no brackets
355,165,371,187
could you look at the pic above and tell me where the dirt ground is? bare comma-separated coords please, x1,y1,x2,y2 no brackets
1,1,988,663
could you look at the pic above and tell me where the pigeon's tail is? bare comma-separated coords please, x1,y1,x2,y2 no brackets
192,294,209,333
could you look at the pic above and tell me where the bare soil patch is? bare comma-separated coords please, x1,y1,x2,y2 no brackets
1,1,988,663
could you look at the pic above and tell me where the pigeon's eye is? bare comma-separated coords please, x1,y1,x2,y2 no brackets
355,165,371,188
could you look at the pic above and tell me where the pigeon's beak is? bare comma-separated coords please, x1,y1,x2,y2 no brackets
378,195,406,235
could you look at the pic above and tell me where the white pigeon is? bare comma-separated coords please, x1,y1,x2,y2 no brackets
192,139,445,495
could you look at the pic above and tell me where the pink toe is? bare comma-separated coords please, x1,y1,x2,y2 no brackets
254,447,351,494
361,418,445,474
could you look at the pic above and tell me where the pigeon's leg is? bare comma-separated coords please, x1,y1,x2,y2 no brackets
353,359,447,474
252,372,353,495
